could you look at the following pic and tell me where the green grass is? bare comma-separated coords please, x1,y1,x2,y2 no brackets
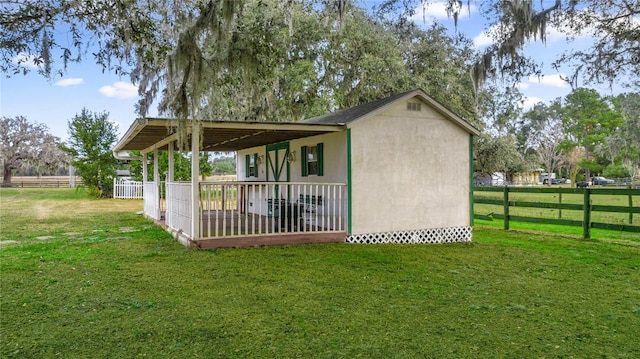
0,187,148,242
2,188,640,358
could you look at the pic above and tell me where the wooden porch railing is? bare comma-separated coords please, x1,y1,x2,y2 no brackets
199,182,347,238
165,182,193,237
143,182,161,220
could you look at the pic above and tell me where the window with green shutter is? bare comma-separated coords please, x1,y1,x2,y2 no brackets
246,153,258,177
301,143,323,177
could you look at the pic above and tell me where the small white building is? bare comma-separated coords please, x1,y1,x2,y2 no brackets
113,89,480,248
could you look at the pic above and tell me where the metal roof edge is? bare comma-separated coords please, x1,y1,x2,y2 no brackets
113,118,149,152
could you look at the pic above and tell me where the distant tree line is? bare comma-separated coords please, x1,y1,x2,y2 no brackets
474,88,639,183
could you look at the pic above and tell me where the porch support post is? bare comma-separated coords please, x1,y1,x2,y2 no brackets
142,152,148,183
191,121,201,239
168,142,174,182
154,148,160,219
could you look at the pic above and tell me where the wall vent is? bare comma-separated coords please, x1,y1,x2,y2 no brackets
407,102,421,111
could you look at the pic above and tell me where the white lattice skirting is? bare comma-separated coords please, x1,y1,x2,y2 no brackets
346,226,472,244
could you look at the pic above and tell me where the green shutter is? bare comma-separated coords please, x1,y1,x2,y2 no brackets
317,143,323,176
301,146,308,177
245,154,250,178
253,153,258,177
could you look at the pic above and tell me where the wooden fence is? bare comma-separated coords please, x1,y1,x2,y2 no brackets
474,186,640,239
1,177,83,188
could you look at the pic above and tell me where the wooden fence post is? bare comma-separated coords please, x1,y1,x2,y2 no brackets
503,186,510,230
583,188,591,239
630,194,634,225
558,193,563,219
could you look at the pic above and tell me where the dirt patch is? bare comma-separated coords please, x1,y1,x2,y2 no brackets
0,240,19,246
33,201,51,219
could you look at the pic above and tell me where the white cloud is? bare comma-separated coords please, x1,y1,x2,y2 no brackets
473,31,492,47
55,78,84,87
516,82,530,90
523,96,545,109
99,81,138,99
528,74,569,88
12,53,42,69
410,1,477,24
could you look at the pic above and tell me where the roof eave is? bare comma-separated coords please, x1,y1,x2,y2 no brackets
113,118,345,154
113,118,151,153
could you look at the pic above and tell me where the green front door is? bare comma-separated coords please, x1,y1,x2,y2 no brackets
266,142,290,183
266,142,290,219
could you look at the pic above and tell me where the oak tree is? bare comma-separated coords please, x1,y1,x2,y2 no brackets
0,116,65,184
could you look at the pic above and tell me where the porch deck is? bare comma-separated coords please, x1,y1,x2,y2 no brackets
156,211,346,248
148,181,348,249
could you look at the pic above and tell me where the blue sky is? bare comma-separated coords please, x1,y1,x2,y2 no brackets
0,0,624,142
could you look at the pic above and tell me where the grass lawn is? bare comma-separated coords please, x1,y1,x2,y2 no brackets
1,188,639,358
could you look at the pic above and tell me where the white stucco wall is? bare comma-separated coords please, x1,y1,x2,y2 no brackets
237,131,348,183
237,147,268,181
288,131,348,183
349,97,471,234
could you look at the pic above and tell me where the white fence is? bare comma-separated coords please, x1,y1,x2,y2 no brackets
113,179,143,199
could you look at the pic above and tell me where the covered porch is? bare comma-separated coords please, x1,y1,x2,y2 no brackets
115,118,348,248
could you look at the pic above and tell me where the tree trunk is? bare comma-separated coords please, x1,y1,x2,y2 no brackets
3,163,13,185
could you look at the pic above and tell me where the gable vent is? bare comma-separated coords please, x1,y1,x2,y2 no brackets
407,102,421,111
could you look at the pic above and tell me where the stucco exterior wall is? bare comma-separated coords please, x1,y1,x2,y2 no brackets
238,131,347,184
288,131,348,183
349,97,471,234
238,148,267,181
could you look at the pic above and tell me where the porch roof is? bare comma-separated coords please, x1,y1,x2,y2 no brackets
113,118,343,154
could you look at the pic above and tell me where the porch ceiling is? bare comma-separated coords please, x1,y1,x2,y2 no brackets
114,118,343,153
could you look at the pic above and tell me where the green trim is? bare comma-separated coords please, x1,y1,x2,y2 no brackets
266,142,290,182
347,129,352,234
301,145,308,177
245,154,250,178
469,135,474,226
317,142,324,176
